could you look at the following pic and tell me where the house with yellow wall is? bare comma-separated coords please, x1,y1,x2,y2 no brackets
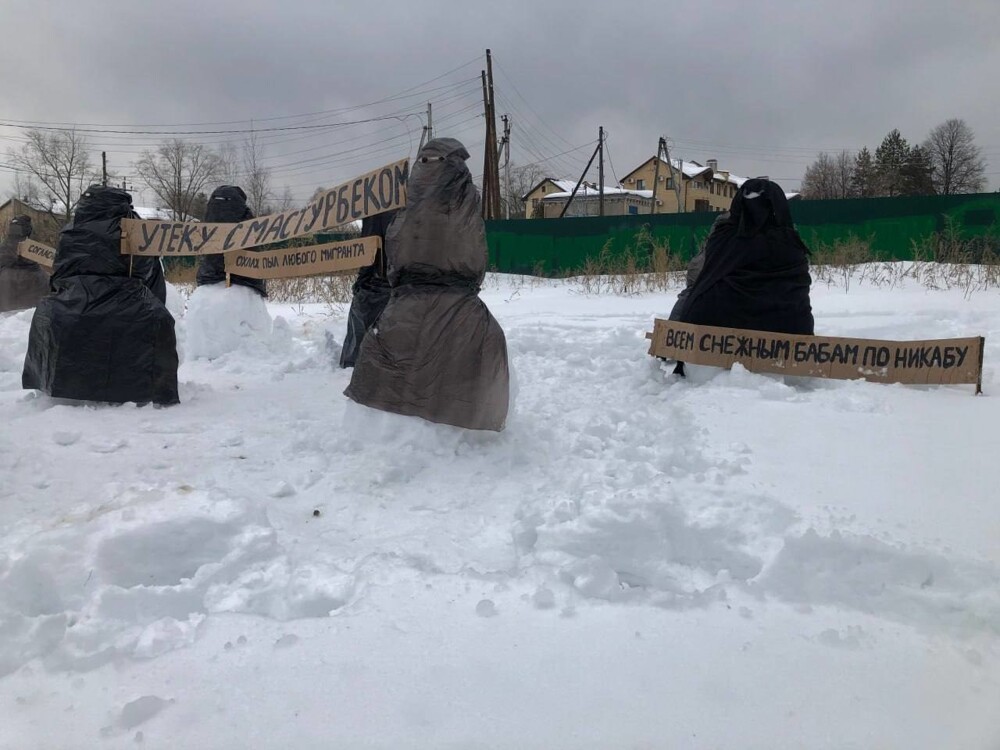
522,178,656,219
521,178,582,219
619,157,747,213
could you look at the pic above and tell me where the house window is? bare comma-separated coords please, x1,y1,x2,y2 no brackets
666,178,674,189
636,179,645,190
628,205,638,215
532,199,539,209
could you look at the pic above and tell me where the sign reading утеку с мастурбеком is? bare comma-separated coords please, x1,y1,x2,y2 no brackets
120,159,408,256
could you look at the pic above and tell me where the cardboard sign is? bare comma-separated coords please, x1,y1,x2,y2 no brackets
121,158,408,256
17,239,56,269
223,236,379,280
646,319,985,392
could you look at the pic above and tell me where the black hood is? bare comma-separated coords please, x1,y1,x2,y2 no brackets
8,215,33,241
729,179,794,237
204,185,253,223
51,184,168,301
73,185,138,225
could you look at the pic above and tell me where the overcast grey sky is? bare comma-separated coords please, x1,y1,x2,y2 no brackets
1,0,998,207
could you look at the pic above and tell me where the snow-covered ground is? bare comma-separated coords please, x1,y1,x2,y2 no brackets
1,272,998,749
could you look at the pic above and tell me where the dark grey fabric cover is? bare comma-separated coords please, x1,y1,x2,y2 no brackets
0,215,50,312
22,186,179,405
196,185,267,297
339,210,397,368
345,138,510,431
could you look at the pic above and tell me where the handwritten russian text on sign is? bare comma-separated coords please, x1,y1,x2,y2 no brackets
646,319,984,391
223,237,379,280
121,159,408,256
17,239,56,269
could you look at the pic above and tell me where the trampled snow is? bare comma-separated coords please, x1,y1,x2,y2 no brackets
1,273,998,749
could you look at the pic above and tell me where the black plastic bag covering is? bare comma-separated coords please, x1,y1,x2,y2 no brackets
338,210,397,368
345,138,510,431
56,186,167,304
196,185,267,297
667,211,727,322
0,215,49,312
22,185,179,405
673,179,814,336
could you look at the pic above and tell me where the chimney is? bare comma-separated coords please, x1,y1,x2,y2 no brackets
707,158,718,171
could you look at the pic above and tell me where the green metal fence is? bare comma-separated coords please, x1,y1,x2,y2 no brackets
485,192,1000,275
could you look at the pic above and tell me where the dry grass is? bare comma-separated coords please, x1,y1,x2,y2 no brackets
569,223,1000,298
163,260,197,285
166,223,1000,304
572,226,688,295
264,274,355,307
164,262,356,313
810,223,1000,298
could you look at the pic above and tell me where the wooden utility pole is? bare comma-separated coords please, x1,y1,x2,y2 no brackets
598,127,605,216
102,151,108,187
662,137,683,212
559,138,603,218
650,138,663,214
499,114,511,218
419,101,433,150
482,49,501,219
481,70,493,217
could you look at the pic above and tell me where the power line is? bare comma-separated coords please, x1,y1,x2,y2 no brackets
0,112,434,137
0,59,485,130
492,58,576,151
603,132,622,187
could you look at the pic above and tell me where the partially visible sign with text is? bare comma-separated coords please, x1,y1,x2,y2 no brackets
17,239,55,269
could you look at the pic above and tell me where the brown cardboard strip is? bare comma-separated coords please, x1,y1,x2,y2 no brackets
121,158,407,256
223,236,379,280
647,319,984,391
17,239,56,269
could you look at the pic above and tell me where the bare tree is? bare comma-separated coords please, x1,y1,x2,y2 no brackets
134,139,224,220
8,129,96,221
831,151,853,198
8,172,52,212
262,185,296,214
217,133,274,215
217,141,242,186
242,131,272,215
800,151,853,199
923,119,986,195
501,163,545,218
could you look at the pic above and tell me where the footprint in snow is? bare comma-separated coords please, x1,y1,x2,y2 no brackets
89,438,128,454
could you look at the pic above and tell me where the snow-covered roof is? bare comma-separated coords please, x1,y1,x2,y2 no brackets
133,206,175,221
542,185,652,201
622,156,750,187
548,179,581,194
521,178,583,201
